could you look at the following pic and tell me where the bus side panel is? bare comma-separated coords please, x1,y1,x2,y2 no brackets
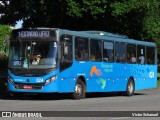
100,63,128,92
59,61,103,93
126,64,157,90
59,61,157,93
58,63,78,93
75,62,127,92
58,76,76,93
59,62,128,93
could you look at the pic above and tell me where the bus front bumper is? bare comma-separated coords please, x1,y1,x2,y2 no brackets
7,80,59,93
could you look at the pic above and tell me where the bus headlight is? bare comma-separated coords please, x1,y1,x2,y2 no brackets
8,76,14,85
45,75,57,85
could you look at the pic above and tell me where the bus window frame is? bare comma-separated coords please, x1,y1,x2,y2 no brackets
103,40,114,63
137,45,146,64
90,38,103,62
115,42,126,63
146,46,156,65
75,36,89,61
126,43,137,64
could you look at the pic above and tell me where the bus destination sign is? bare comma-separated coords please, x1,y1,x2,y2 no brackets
18,31,50,38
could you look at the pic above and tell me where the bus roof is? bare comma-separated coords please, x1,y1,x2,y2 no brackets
12,28,156,47
60,29,156,47
80,31,129,39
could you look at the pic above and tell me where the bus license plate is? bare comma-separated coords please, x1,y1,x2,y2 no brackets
23,85,33,89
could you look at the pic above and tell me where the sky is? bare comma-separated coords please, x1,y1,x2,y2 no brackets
15,20,23,29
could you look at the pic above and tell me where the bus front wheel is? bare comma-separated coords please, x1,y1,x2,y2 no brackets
72,79,86,99
125,79,135,96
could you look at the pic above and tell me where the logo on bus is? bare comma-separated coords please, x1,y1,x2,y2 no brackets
36,78,44,83
90,66,102,76
149,72,154,78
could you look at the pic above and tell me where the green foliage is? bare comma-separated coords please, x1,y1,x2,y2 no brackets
67,0,108,18
110,0,160,55
111,0,148,16
0,0,160,55
0,25,12,51
0,0,68,27
66,0,83,17
142,1,160,40
110,0,160,38
143,12,160,40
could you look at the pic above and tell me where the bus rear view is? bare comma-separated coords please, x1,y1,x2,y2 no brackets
8,29,59,95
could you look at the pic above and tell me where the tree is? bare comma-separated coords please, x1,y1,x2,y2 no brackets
0,25,12,73
0,25,12,51
110,0,160,55
0,0,160,47
66,0,108,18
0,0,68,28
67,0,160,40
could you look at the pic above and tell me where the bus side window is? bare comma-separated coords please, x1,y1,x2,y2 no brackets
115,42,126,63
137,45,145,64
103,41,113,62
146,47,155,64
127,44,136,64
90,39,102,61
75,37,89,61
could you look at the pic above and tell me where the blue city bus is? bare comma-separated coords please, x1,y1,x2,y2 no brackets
8,28,157,99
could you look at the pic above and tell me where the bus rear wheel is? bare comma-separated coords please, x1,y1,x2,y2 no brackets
72,79,86,99
126,79,135,96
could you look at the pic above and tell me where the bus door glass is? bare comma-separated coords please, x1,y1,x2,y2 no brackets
60,34,73,71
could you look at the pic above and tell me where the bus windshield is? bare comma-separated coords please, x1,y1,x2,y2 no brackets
9,40,58,69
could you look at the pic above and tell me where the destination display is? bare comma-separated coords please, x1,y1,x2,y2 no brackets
18,31,50,37
11,29,56,40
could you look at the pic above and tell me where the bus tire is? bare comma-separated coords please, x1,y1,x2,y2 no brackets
125,79,135,96
72,79,86,99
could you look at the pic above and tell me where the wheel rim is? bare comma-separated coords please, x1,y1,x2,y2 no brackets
128,82,133,94
75,84,82,96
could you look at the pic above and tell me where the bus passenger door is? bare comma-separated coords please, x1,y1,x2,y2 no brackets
59,34,74,92
59,34,73,71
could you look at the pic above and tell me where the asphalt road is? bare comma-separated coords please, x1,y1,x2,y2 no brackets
0,89,160,120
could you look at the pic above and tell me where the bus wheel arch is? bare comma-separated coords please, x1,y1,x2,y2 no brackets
125,77,135,96
72,76,86,99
